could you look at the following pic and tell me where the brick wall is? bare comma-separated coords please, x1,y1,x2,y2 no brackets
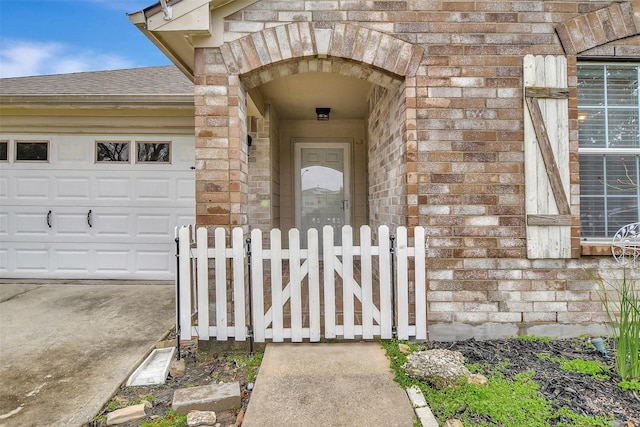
368,84,407,232
190,0,640,336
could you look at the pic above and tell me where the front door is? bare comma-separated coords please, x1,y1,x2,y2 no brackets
294,142,351,247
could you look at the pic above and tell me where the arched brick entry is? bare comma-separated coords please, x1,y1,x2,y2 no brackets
556,2,638,54
220,22,423,79
193,22,425,232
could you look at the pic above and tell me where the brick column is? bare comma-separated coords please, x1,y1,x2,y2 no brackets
194,48,248,233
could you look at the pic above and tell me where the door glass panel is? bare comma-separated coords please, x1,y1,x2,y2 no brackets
96,141,129,162
16,141,49,162
298,146,349,247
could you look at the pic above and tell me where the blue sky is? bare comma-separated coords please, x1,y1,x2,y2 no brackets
0,0,172,78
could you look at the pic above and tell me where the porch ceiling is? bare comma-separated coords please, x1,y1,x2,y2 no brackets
255,72,374,121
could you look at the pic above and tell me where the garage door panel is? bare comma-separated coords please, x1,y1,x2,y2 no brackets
0,249,6,274
177,178,195,200
94,249,131,273
56,177,90,200
15,212,50,236
16,177,50,199
93,213,131,237
136,250,172,273
14,248,49,272
56,213,92,236
0,213,8,236
55,249,91,273
136,214,171,237
95,178,131,200
137,179,172,200
0,177,7,199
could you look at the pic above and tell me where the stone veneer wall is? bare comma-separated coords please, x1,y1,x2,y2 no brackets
190,0,640,338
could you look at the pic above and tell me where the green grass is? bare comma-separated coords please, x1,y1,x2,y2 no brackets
139,409,187,427
537,354,611,380
518,335,551,342
618,379,640,392
382,340,613,427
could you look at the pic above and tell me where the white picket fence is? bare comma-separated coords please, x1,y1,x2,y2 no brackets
177,225,427,343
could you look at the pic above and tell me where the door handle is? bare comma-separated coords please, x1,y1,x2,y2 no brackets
47,210,52,228
87,210,92,228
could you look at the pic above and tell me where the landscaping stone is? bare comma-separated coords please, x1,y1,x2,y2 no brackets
403,349,476,389
170,358,187,378
398,343,411,355
173,382,241,415
186,410,217,426
106,404,146,426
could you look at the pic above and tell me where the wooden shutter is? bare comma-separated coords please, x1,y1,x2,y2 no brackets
523,55,571,259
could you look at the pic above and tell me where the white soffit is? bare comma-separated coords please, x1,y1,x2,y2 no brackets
128,0,260,78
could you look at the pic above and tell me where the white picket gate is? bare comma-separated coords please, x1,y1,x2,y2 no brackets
177,225,427,343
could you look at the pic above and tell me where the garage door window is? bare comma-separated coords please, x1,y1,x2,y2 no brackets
0,141,7,161
96,141,129,162
15,141,49,162
137,142,170,163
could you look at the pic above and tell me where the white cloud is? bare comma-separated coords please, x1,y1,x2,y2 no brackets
0,39,135,78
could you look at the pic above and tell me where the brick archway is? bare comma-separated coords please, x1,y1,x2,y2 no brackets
220,22,424,80
556,2,638,54
193,23,423,230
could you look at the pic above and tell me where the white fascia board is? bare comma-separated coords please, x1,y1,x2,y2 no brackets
194,0,260,47
146,1,211,33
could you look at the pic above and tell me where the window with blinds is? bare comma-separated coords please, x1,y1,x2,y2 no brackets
578,63,640,239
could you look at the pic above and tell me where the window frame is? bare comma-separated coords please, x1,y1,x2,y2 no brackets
135,141,172,164
14,140,50,162
0,141,8,162
95,140,131,163
577,61,640,242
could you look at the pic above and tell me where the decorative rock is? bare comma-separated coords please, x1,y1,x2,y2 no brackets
106,404,146,426
187,410,217,426
156,339,177,349
468,373,488,386
236,408,245,426
170,359,187,378
403,349,471,389
444,419,464,427
398,343,412,355
173,382,241,415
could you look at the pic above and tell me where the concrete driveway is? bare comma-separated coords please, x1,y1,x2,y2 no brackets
0,281,175,427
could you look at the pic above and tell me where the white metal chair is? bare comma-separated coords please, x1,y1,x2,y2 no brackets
612,222,640,267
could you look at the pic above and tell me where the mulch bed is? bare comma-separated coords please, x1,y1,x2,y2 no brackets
86,341,253,427
425,337,640,426
88,336,639,426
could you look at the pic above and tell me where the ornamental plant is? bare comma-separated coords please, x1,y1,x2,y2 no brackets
593,270,640,381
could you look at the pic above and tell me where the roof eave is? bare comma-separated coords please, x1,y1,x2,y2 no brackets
127,0,261,80
0,94,195,109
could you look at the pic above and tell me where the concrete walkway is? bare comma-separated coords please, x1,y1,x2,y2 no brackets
0,282,175,427
242,342,416,427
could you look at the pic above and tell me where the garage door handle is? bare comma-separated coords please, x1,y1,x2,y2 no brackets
87,210,92,228
47,210,52,228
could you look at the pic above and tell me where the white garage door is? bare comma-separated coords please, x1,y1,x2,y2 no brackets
0,135,195,280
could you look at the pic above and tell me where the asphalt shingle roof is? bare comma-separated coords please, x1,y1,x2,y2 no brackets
0,65,193,96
